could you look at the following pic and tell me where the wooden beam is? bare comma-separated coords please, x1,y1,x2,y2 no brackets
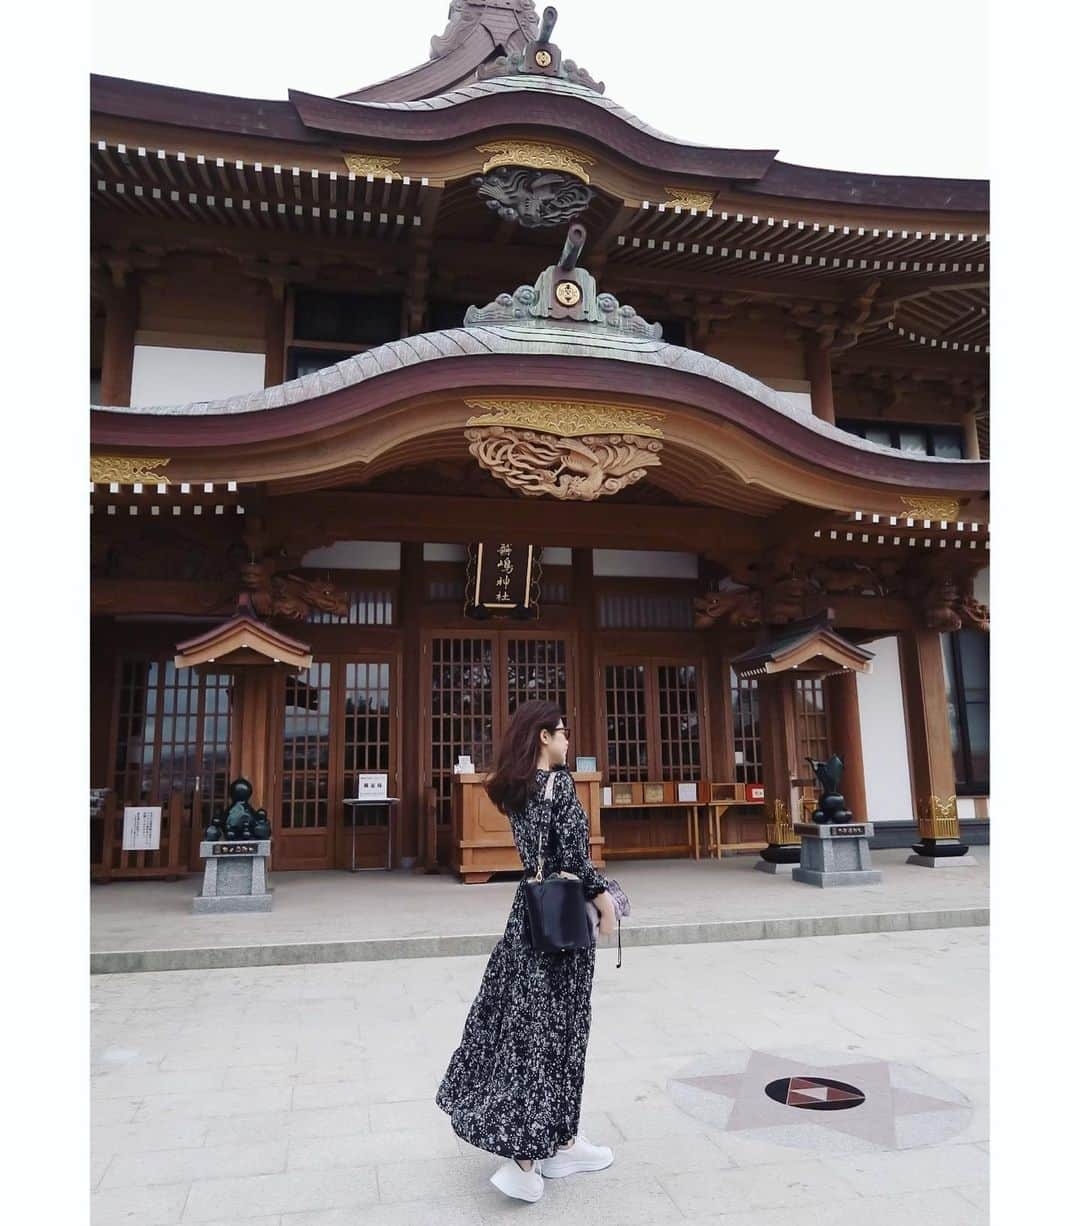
267,491,763,553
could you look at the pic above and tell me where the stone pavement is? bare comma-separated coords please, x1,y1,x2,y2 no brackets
91,926,988,1224
91,847,989,972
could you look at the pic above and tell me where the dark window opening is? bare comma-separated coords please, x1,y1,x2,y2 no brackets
943,629,989,795
837,418,965,458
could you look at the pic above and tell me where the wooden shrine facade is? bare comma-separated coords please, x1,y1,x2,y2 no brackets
89,1,990,878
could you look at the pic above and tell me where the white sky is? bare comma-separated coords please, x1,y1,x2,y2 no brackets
89,0,988,180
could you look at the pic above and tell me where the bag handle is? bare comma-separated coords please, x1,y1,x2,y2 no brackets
535,769,556,879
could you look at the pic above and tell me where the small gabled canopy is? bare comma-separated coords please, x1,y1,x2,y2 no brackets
730,611,875,679
174,614,313,672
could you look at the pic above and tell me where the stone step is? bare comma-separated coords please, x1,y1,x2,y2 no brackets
90,905,989,975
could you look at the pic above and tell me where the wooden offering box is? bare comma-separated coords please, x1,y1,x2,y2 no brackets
451,771,605,884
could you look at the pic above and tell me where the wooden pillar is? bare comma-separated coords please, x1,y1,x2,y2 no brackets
399,542,427,869
824,670,868,823
804,340,836,425
897,627,957,821
706,641,734,782
758,673,799,821
962,410,981,460
571,548,598,762
264,279,286,388
228,667,282,834
100,277,139,407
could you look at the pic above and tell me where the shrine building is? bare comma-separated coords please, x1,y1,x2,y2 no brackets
90,1,990,879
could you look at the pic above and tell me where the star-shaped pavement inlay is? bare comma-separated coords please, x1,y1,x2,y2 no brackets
669,1047,971,1152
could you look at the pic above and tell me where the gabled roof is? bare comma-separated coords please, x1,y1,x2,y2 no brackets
730,612,876,678
174,614,313,671
339,0,541,102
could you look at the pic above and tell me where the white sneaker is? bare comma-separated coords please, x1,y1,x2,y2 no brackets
489,1157,545,1202
540,1132,614,1178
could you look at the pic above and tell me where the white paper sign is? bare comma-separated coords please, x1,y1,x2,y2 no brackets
677,782,699,803
357,773,388,799
602,787,613,806
122,806,162,851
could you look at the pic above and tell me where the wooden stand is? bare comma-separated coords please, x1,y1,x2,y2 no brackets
451,771,604,884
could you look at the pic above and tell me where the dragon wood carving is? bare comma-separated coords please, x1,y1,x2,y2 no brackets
464,426,663,501
240,561,349,621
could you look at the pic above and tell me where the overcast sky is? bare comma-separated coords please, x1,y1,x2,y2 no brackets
90,0,988,180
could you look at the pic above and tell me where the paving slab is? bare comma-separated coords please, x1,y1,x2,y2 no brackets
91,927,988,1225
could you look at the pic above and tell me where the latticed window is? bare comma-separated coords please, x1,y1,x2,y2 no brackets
598,594,694,630
603,660,704,783
430,637,495,822
794,676,830,765
657,665,701,778
111,657,232,827
280,661,332,829
307,588,395,625
343,660,392,830
506,638,567,714
730,669,763,784
604,664,650,782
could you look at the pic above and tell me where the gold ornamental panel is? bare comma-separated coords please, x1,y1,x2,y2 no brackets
342,153,403,179
476,141,594,183
90,455,170,485
661,187,715,212
899,496,962,522
464,398,665,439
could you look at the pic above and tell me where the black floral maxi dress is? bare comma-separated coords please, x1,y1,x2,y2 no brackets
436,765,612,1160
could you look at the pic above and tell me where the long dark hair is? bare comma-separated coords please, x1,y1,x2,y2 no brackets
485,699,564,817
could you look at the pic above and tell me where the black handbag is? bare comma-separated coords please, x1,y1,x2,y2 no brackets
523,770,594,954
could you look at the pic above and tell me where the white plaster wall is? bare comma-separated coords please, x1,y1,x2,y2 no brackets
592,549,699,578
857,635,915,823
129,346,266,407
300,541,401,569
423,543,466,561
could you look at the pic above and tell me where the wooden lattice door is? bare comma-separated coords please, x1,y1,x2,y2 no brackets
107,656,233,876
276,654,399,871
422,630,576,860
601,656,707,783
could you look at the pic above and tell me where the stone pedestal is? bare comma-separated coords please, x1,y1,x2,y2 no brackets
907,838,978,868
792,822,882,887
754,858,797,875
193,840,273,913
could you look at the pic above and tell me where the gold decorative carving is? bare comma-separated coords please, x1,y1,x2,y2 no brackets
465,398,665,438
662,187,715,211
476,141,594,183
765,799,797,845
465,426,663,501
917,794,960,840
343,153,402,178
899,496,961,522
91,456,170,485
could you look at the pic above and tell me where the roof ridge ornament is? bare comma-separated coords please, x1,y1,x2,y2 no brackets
477,5,605,93
430,0,540,60
464,223,662,338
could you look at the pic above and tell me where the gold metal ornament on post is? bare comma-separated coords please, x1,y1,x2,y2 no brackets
917,794,960,841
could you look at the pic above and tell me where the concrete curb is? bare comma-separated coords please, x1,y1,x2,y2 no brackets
90,906,989,975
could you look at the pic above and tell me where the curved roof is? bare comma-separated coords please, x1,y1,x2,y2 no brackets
89,64,988,213
90,313,987,496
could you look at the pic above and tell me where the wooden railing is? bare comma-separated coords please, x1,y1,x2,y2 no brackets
92,789,191,882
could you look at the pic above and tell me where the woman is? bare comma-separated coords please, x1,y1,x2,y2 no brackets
435,699,618,1203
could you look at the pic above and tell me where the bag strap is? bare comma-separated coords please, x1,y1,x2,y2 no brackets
535,769,556,878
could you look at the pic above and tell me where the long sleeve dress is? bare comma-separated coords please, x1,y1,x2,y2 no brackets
435,764,612,1160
